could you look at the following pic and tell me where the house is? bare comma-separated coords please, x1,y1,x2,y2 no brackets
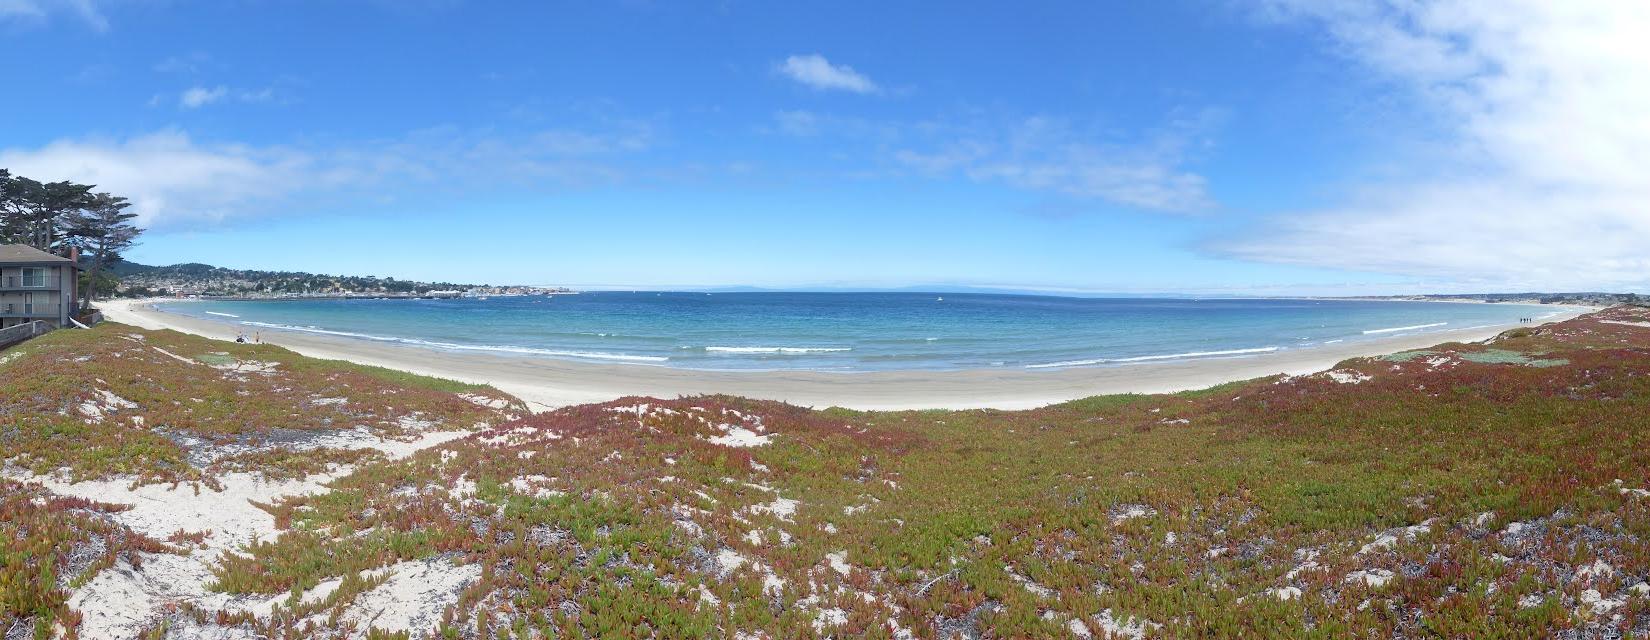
0,244,81,329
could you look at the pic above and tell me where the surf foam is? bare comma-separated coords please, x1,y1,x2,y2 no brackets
704,346,852,354
1363,322,1447,335
238,321,668,363
1026,347,1279,369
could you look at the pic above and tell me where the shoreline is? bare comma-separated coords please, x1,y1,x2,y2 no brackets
99,298,1593,412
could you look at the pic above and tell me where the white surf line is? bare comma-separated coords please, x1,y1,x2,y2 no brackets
1362,322,1446,335
1026,346,1279,369
238,320,668,363
703,346,852,354
204,311,241,318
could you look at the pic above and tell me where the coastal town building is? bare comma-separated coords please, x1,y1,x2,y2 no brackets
0,244,81,329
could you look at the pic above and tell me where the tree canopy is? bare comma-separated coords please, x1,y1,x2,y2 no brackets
1,168,145,303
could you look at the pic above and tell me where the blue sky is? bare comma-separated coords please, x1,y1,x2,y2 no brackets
3,1,1646,293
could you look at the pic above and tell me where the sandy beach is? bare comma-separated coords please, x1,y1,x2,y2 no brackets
99,298,1592,412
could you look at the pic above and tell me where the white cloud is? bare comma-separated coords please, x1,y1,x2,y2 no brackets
894,111,1222,213
0,0,107,31
777,54,878,93
0,130,311,228
0,124,657,229
179,86,227,108
1224,1,1650,290
178,85,278,108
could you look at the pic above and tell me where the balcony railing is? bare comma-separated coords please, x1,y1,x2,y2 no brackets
1,275,62,289
0,302,61,317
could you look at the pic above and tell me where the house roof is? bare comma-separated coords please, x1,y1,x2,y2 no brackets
0,244,74,265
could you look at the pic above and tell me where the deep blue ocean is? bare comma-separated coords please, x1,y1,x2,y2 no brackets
156,293,1565,372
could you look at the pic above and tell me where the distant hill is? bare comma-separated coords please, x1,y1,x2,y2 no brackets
1362,292,1646,306
696,285,1643,304
109,259,480,297
109,261,221,278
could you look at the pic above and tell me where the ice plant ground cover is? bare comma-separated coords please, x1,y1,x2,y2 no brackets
0,325,524,639
3,308,1650,638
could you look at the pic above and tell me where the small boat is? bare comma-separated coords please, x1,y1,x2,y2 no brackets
936,296,944,302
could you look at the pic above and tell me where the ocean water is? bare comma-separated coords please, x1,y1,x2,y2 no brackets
157,293,1563,372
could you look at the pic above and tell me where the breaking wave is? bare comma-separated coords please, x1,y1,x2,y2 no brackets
1363,322,1447,334
702,346,853,354
1026,346,1279,369
237,321,668,363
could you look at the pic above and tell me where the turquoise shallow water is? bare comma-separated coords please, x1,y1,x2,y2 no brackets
157,293,1562,372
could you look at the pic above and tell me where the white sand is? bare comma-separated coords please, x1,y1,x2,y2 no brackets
99,298,1593,412
1095,607,1161,636
300,427,477,460
13,469,345,637
707,426,771,448
67,553,236,640
24,471,341,553
339,558,481,637
14,416,487,637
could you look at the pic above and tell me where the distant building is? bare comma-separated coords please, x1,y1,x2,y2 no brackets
0,244,81,329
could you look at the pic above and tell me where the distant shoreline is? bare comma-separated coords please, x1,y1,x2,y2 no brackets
146,291,1584,303
99,297,1593,412
150,291,582,302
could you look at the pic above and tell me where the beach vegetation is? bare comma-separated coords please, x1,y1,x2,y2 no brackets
4,308,1650,637
0,323,522,486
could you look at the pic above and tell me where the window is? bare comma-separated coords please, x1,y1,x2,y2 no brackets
23,292,34,315
21,267,46,288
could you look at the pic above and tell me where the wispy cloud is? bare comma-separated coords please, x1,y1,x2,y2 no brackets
179,86,226,108
893,110,1225,213
178,85,277,109
771,110,826,137
776,54,878,94
69,62,115,84
1221,1,1650,290
0,0,45,20
0,0,107,31
154,51,214,74
763,110,898,139
0,123,659,229
760,106,1223,214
